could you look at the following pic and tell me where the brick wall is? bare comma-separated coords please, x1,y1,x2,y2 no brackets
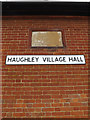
2,16,88,118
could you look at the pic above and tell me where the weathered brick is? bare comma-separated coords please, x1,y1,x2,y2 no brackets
2,16,88,118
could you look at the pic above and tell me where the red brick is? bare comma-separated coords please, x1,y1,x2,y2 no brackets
15,108,23,112
72,98,78,102
2,16,88,118
42,108,55,112
34,108,41,112
70,111,84,116
52,103,63,107
81,94,87,98
42,99,53,103
13,113,26,117
52,112,65,116
70,102,82,106
24,99,35,103
45,112,52,116
33,104,45,107
17,99,24,103
55,108,60,111
14,104,26,107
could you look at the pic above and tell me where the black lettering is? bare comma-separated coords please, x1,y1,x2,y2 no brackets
51,57,54,62
36,57,39,62
43,57,47,62
7,57,12,62
32,57,34,62
16,57,20,62
80,57,83,62
26,58,31,62
12,58,16,62
24,57,30,62
20,57,25,62
74,57,77,61
55,57,59,62
69,57,73,61
63,57,66,62
48,58,51,62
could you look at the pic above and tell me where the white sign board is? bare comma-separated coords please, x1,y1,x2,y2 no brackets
6,55,85,65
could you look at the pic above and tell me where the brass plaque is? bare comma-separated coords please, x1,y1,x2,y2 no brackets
32,31,63,47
